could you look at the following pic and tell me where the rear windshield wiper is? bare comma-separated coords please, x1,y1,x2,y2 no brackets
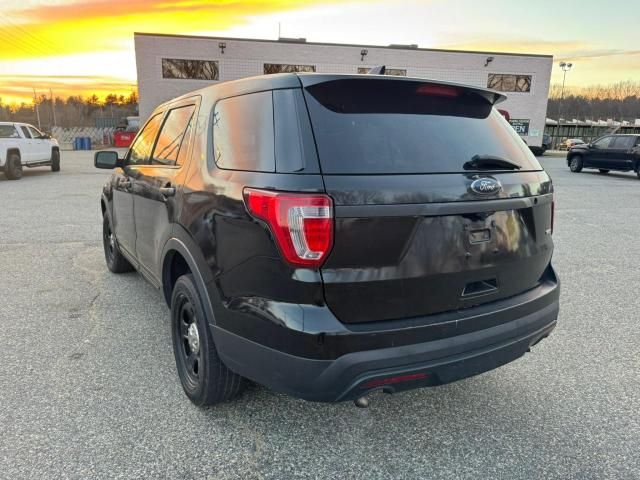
463,155,521,171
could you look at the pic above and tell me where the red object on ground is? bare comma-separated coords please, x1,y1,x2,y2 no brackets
113,130,136,148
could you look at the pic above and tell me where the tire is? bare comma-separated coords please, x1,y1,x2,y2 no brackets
171,274,245,406
51,149,60,172
3,153,23,180
569,155,583,173
599,169,610,174
102,215,134,273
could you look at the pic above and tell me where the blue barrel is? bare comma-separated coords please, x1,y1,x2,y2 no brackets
73,137,81,150
86,137,92,150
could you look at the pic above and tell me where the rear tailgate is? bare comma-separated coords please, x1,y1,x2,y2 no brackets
300,75,554,324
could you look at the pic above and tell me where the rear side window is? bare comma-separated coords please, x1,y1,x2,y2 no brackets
128,113,163,166
213,91,275,172
151,105,196,166
303,79,542,174
0,125,19,138
611,136,635,150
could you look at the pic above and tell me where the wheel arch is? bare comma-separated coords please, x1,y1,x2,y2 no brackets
161,227,216,325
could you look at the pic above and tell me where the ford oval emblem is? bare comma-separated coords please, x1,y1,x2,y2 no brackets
470,177,502,196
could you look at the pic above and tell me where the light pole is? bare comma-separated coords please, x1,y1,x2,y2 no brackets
558,61,572,147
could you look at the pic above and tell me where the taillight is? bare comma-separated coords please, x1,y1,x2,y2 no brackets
416,84,459,97
243,188,333,268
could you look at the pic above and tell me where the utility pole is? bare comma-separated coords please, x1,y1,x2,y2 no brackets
33,88,41,129
50,88,57,128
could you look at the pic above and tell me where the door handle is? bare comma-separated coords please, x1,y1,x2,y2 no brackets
159,186,176,197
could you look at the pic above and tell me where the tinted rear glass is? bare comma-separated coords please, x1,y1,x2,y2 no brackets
303,79,542,174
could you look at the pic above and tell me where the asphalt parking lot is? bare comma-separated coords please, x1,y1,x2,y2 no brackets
1,151,639,480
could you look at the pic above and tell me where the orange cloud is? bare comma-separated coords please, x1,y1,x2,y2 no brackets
0,0,346,60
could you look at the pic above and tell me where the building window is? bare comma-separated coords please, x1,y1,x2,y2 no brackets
162,58,219,80
357,67,407,76
487,74,531,92
264,63,316,74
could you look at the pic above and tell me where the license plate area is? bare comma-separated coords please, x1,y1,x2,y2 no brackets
469,228,491,244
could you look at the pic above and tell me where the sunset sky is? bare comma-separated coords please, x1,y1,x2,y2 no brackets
1,0,639,104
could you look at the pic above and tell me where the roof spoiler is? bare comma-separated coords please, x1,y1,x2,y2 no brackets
297,73,507,105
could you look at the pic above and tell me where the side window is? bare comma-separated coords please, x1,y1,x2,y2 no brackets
127,113,163,166
0,125,20,138
213,91,275,172
150,105,196,167
611,136,634,150
20,126,32,139
592,136,612,149
28,126,42,139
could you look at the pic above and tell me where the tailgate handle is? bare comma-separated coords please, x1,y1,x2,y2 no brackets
462,278,498,298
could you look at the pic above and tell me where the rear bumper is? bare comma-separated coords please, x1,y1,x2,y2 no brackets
214,273,559,402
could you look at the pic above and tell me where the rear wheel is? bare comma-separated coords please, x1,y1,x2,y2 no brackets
171,274,245,406
51,149,60,172
569,155,583,173
4,154,22,180
102,215,134,273
599,169,610,174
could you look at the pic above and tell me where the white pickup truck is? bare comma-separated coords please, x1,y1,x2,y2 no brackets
0,122,60,180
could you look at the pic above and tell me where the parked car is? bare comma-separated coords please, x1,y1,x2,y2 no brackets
529,133,552,156
0,122,60,180
562,138,585,150
95,74,559,406
567,134,640,177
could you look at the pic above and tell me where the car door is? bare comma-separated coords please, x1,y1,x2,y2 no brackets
132,101,198,282
608,136,635,170
586,136,613,168
113,112,164,258
18,125,35,162
27,126,51,162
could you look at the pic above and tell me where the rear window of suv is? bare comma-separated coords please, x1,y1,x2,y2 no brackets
303,79,542,174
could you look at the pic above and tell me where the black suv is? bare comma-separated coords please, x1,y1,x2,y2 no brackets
567,134,640,177
95,74,559,406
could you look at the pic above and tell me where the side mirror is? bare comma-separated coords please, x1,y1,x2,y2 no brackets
94,151,121,169
39,134,51,139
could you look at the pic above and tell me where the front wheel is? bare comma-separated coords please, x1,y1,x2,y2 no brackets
51,150,60,172
4,154,23,180
569,156,583,173
102,215,134,273
171,274,245,406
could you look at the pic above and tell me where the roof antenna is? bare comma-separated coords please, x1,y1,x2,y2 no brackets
367,65,386,75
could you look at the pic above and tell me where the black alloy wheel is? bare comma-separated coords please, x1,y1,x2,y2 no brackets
175,293,202,391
